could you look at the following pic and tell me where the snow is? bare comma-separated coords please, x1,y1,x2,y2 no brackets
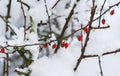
30,48,77,76
0,0,120,76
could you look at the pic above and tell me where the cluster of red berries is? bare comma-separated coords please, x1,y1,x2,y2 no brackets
101,10,115,25
61,41,69,48
0,48,5,53
43,43,48,48
43,43,57,49
43,9,115,49
77,26,89,41
43,41,69,49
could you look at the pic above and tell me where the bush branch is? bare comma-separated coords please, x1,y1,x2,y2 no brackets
74,0,96,71
19,0,27,40
54,2,77,54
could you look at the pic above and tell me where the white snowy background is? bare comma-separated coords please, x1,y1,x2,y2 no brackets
0,0,120,76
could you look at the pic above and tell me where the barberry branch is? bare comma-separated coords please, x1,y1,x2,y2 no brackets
6,0,12,32
91,25,110,29
98,0,106,27
0,15,17,35
80,48,120,76
80,48,120,58
6,0,12,19
19,0,27,40
54,2,77,54
51,0,61,9
6,53,9,76
17,0,30,10
44,0,52,35
98,56,103,76
102,49,120,56
74,0,96,71
3,58,5,76
83,55,98,58
93,1,120,21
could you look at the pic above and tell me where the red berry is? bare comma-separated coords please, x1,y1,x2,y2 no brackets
83,27,89,33
61,42,65,47
102,19,105,25
43,44,48,48
0,48,5,53
64,42,69,48
110,10,114,15
52,43,57,49
77,35,82,41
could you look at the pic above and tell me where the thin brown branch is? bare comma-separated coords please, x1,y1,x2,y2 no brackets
83,55,98,58
51,0,61,9
102,49,120,56
25,25,32,31
80,25,83,49
80,48,120,58
74,0,96,71
3,39,57,49
98,0,106,27
63,28,82,39
3,57,5,76
19,0,27,40
6,53,9,76
0,15,7,23
93,1,120,22
54,2,77,53
0,15,17,35
91,25,110,29
98,56,103,76
44,0,52,35
6,0,12,32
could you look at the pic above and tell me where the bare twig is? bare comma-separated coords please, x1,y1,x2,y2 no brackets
63,27,82,39
98,56,103,76
17,0,30,10
3,57,5,76
93,1,120,22
74,0,96,71
3,39,57,49
6,53,9,76
44,0,52,35
6,0,12,32
102,49,120,56
80,25,83,49
83,55,98,58
19,0,27,40
0,15,17,35
98,0,106,27
91,25,110,29
6,0,12,19
51,0,61,9
80,48,120,58
54,2,77,53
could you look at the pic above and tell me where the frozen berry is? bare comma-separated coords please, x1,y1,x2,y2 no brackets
61,42,65,47
102,19,105,25
110,10,114,15
0,48,5,53
83,27,89,33
64,42,69,48
77,35,82,41
43,44,48,48
52,43,57,49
